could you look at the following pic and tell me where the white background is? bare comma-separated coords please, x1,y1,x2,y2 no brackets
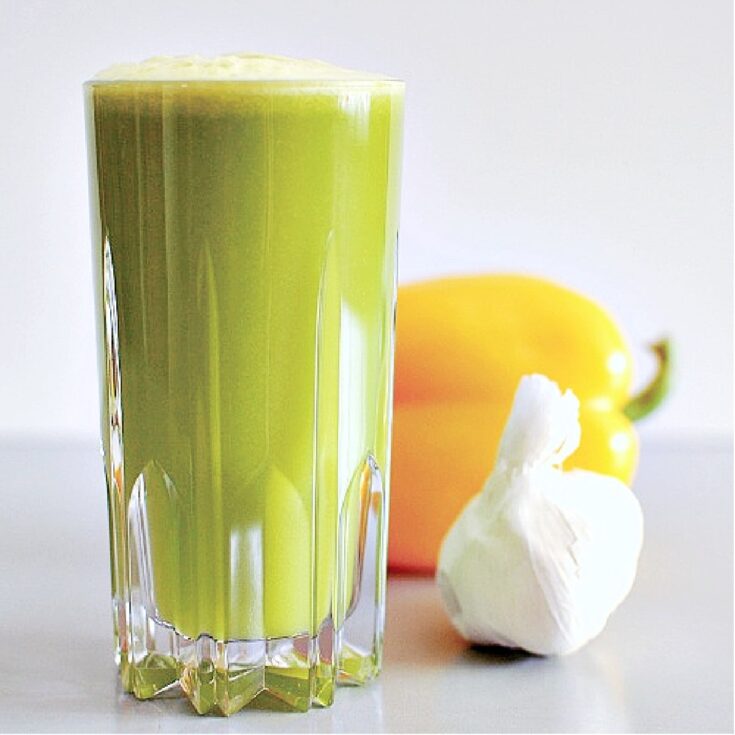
0,0,731,442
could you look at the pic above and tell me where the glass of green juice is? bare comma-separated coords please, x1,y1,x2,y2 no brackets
84,54,403,715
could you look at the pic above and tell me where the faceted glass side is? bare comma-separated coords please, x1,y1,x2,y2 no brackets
88,81,403,715
336,456,387,685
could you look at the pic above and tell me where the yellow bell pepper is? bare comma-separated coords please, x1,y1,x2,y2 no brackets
389,274,670,573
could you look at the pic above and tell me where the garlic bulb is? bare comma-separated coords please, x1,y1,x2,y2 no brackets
437,374,643,656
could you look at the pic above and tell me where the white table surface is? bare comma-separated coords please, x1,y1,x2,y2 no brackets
0,438,732,733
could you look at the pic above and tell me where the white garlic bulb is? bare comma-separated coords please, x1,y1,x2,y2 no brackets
437,374,644,656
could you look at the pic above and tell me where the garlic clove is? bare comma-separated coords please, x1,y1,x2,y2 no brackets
436,374,644,656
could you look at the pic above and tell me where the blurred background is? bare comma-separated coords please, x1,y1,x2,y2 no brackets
0,0,732,444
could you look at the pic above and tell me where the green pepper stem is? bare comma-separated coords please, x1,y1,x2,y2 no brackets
623,338,672,422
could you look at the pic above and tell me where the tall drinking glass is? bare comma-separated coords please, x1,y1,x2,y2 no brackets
85,59,403,715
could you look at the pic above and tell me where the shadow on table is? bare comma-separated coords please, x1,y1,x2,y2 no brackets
462,643,539,666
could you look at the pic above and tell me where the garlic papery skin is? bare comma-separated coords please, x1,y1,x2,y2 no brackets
436,374,644,656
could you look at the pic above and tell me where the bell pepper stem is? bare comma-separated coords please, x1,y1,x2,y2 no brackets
623,338,672,421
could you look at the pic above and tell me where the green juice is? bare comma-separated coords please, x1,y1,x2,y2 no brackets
87,65,403,670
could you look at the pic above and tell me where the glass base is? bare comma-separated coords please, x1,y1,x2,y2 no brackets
115,604,378,715
106,452,387,715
